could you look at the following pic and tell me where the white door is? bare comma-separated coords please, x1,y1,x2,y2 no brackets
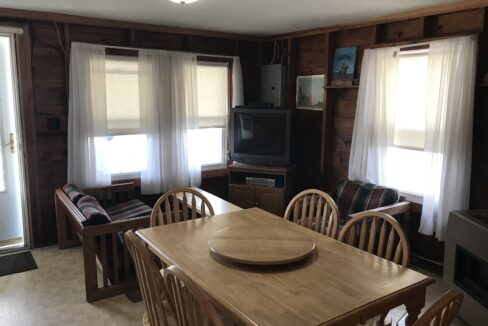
0,33,27,250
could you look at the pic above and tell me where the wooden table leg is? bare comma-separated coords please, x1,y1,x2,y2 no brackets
405,287,427,326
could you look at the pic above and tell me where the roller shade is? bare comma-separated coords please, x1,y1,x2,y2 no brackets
105,55,141,134
197,61,229,128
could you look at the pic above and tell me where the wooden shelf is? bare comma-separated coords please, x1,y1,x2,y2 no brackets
324,85,359,89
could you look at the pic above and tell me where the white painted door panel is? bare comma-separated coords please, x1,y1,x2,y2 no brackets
0,34,25,244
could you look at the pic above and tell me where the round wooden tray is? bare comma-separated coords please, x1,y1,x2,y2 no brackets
208,226,316,266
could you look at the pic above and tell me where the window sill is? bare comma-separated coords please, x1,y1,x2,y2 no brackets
111,172,141,182
109,166,228,187
400,191,423,204
202,164,228,178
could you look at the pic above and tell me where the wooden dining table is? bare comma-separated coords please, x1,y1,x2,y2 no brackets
137,207,434,326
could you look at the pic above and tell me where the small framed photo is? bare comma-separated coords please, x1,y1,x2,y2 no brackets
331,47,357,86
296,75,324,111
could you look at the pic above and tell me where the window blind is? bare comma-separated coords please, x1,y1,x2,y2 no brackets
393,51,428,150
197,62,229,128
105,55,141,135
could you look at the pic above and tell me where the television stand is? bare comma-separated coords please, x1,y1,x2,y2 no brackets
228,163,295,216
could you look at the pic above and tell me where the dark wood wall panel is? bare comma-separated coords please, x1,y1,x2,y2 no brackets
470,12,488,208
328,88,357,186
334,26,376,47
295,34,327,75
292,34,327,190
377,18,425,43
424,9,484,37
138,31,186,50
70,25,131,45
266,6,487,262
5,16,261,247
238,40,262,105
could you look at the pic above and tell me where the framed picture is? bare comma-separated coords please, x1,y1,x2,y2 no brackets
296,75,324,111
331,47,357,86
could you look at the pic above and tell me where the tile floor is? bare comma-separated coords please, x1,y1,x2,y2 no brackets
0,246,467,326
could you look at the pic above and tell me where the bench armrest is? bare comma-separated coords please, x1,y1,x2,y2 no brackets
348,201,411,219
82,215,150,238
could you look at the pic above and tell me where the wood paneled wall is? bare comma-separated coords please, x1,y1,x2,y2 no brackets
2,15,261,247
268,7,487,261
274,8,486,195
2,3,487,250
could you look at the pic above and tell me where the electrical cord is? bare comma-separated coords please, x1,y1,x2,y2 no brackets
28,21,68,116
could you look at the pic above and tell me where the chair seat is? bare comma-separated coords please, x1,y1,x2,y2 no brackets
106,199,152,221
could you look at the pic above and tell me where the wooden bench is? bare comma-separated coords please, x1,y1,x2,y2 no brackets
55,182,150,302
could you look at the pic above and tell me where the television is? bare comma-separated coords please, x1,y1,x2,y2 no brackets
230,107,291,166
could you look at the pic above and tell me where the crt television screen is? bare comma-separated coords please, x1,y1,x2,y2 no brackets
233,112,286,156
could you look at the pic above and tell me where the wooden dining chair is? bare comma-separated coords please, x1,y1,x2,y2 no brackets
413,289,464,326
163,265,225,326
125,230,174,326
339,211,411,326
338,211,410,267
150,188,215,227
284,189,340,238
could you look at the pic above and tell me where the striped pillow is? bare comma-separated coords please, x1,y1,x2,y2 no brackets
62,184,85,204
77,195,111,226
336,180,399,224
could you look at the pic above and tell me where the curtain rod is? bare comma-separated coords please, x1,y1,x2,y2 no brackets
71,41,238,59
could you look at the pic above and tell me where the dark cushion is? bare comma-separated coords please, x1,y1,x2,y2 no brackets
336,180,399,224
77,195,111,226
62,184,85,204
105,199,152,221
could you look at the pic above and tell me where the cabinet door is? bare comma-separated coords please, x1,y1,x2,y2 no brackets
229,185,255,209
255,187,285,216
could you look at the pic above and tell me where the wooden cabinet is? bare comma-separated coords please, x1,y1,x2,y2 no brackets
228,163,294,216
228,185,255,209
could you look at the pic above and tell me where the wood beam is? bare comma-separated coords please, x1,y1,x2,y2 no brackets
0,7,261,41
267,0,488,40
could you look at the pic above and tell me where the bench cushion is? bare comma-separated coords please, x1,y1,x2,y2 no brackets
336,180,399,224
62,184,85,204
77,195,111,226
105,199,152,221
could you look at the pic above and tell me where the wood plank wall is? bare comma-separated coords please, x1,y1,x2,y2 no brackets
268,8,487,261
1,16,261,247
2,4,487,250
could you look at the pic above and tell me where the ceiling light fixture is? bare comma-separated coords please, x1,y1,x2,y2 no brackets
169,0,199,4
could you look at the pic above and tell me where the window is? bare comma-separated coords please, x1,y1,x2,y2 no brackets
96,55,147,179
191,61,230,166
384,49,429,198
95,56,230,178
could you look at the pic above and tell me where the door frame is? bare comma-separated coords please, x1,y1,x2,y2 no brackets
0,24,39,251
0,28,31,252
15,24,39,249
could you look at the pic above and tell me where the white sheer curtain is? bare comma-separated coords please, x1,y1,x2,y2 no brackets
349,35,477,240
348,46,399,184
139,50,200,194
68,42,111,187
419,36,477,239
232,56,244,106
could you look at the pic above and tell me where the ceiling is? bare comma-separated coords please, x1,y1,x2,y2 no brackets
0,0,463,36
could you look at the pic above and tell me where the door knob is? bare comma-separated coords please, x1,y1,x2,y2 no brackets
2,133,14,153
